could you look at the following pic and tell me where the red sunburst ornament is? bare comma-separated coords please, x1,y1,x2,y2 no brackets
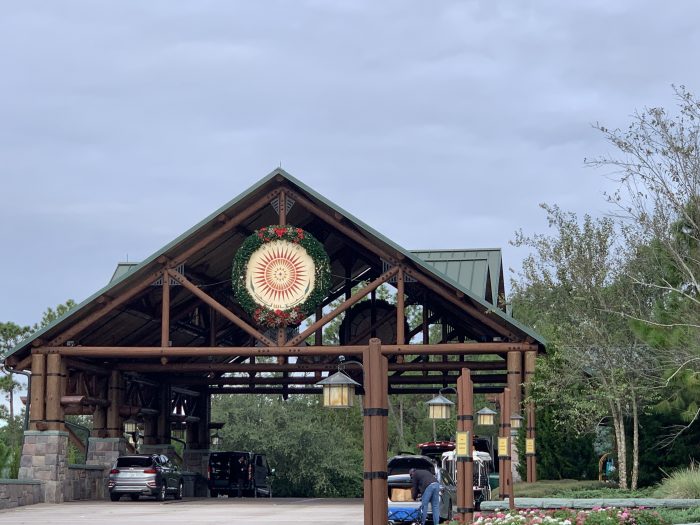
246,240,315,310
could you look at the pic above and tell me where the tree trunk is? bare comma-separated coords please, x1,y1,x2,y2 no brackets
631,393,639,490
610,400,628,489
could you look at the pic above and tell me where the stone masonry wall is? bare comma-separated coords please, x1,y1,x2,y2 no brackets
66,465,106,501
0,480,43,509
183,449,210,476
85,437,127,500
18,430,69,504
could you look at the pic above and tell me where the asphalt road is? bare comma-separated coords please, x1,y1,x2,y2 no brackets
0,498,365,525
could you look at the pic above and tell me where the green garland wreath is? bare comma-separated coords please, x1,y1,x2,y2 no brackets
232,225,331,328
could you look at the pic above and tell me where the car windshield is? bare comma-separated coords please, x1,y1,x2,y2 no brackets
387,457,434,476
116,457,153,468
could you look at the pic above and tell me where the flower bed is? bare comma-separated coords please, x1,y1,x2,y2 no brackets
451,508,669,525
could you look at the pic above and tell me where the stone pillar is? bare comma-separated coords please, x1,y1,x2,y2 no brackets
183,449,210,476
18,430,69,503
86,437,127,468
86,437,128,500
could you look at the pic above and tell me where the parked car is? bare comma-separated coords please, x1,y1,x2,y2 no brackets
108,454,183,502
387,454,455,524
208,451,273,498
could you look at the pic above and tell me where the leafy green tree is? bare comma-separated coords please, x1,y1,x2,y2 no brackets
211,394,364,497
0,322,32,423
588,86,700,384
512,204,660,489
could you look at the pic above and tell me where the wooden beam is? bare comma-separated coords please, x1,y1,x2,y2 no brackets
49,268,165,346
279,191,286,225
396,267,405,345
404,266,516,339
61,395,110,407
169,189,280,268
115,359,504,373
161,267,170,347
171,373,507,386
168,268,275,347
44,341,534,358
288,266,400,346
288,189,397,263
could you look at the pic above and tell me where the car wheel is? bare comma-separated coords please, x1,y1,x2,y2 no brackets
110,493,121,502
209,490,218,498
156,483,167,501
175,481,183,500
130,494,139,501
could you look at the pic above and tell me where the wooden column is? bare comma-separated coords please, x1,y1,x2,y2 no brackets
92,376,108,437
524,351,537,482
362,339,388,525
161,269,170,348
45,354,65,431
507,351,522,416
143,417,157,445
498,388,514,508
396,267,405,345
29,353,46,430
457,368,474,523
157,384,171,443
278,190,286,225
107,371,124,438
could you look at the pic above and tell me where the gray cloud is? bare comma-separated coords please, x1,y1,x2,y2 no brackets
2,0,699,325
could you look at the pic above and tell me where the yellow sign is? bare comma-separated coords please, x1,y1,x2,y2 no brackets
498,437,509,457
526,438,536,455
456,431,470,457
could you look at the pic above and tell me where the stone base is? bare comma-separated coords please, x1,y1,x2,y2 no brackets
183,449,210,476
18,430,69,504
86,437,127,469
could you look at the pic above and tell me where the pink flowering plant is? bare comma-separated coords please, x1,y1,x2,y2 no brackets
445,507,668,525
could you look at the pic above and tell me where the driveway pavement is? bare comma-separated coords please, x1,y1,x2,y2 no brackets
0,498,364,525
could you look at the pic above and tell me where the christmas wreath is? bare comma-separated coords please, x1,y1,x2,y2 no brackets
232,225,331,328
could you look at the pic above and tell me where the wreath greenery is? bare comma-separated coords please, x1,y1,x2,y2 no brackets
231,225,331,328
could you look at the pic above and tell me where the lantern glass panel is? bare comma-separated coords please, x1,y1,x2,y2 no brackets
428,404,451,420
324,384,354,408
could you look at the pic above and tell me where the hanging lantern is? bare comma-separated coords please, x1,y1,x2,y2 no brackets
510,414,524,430
426,394,455,420
123,417,138,435
315,371,360,408
476,407,497,426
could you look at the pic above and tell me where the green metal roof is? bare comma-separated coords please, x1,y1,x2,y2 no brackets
411,249,503,307
109,262,139,283
7,168,545,359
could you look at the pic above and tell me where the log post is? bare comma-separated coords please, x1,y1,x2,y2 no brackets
45,353,65,431
457,368,474,523
524,351,537,482
107,371,124,438
29,353,46,430
362,339,388,525
498,388,514,508
157,384,171,443
507,351,521,417
161,269,170,348
396,267,405,345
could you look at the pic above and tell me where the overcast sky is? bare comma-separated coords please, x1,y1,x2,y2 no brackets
2,0,700,328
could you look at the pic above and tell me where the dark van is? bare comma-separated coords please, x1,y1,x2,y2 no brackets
208,451,273,498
